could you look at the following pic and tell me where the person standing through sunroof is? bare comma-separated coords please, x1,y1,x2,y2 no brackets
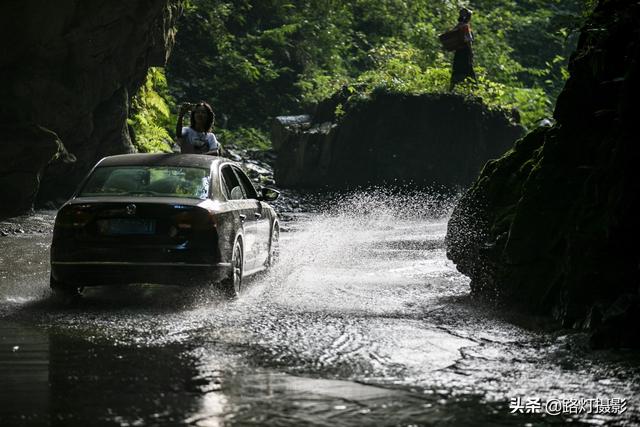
176,101,221,155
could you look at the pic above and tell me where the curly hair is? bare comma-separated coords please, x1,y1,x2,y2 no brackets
189,101,215,132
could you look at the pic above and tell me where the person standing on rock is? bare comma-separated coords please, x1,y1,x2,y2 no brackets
176,101,221,155
449,7,476,91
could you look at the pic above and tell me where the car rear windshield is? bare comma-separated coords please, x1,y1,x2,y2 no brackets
79,166,210,199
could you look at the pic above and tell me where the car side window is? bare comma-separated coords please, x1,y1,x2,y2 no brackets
233,167,258,200
220,165,243,200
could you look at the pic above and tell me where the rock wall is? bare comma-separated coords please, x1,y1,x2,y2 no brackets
272,91,524,188
0,0,182,217
445,0,639,348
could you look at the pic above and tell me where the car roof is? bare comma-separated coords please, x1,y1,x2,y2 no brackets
96,153,227,169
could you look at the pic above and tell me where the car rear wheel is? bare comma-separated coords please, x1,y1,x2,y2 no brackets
50,274,83,300
221,240,243,298
266,224,279,268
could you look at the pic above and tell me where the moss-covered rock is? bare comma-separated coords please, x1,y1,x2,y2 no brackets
446,0,640,348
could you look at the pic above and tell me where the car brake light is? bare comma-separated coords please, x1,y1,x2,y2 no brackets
172,210,216,232
56,206,92,228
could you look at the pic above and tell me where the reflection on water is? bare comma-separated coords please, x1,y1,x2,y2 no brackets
0,192,638,426
48,334,201,426
0,323,49,425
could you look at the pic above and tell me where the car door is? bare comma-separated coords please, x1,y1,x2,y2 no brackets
220,165,257,269
233,166,269,269
233,166,271,268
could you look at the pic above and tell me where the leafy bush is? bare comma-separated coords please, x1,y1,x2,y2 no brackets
217,127,271,150
455,73,551,128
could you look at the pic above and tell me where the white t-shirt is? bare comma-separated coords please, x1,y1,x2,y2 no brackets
181,127,219,153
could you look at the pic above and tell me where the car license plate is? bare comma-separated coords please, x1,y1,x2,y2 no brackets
102,218,156,235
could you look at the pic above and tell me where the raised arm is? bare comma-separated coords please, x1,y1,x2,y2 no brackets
175,103,190,149
176,102,191,139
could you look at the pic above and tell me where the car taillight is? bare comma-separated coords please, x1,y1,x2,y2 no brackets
174,211,194,230
55,205,92,228
172,210,216,232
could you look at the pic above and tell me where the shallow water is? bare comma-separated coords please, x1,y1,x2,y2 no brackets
0,194,638,426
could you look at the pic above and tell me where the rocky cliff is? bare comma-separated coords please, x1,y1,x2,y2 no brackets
0,1,182,217
272,91,524,188
446,0,639,348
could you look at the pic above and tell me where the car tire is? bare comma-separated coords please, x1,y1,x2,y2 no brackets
221,239,243,298
266,223,279,268
50,274,83,300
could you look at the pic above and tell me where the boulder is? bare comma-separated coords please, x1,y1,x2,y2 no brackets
272,91,524,189
445,0,640,348
0,0,182,216
271,115,311,152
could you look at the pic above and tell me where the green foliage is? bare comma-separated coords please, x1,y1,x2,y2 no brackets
166,0,348,128
161,0,596,138
217,127,271,150
353,40,450,93
455,73,551,128
472,0,593,99
129,68,176,153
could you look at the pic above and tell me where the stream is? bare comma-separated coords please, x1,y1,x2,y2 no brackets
1,192,638,426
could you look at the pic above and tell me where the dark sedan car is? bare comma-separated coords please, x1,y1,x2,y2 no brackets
50,153,280,297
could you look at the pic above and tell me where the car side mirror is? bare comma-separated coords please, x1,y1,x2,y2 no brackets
259,187,280,202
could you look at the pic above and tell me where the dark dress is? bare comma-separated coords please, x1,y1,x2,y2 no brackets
450,23,476,89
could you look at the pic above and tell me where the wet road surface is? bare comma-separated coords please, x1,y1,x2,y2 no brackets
1,193,639,426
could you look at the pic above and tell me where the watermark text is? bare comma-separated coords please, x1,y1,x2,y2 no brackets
509,397,627,416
